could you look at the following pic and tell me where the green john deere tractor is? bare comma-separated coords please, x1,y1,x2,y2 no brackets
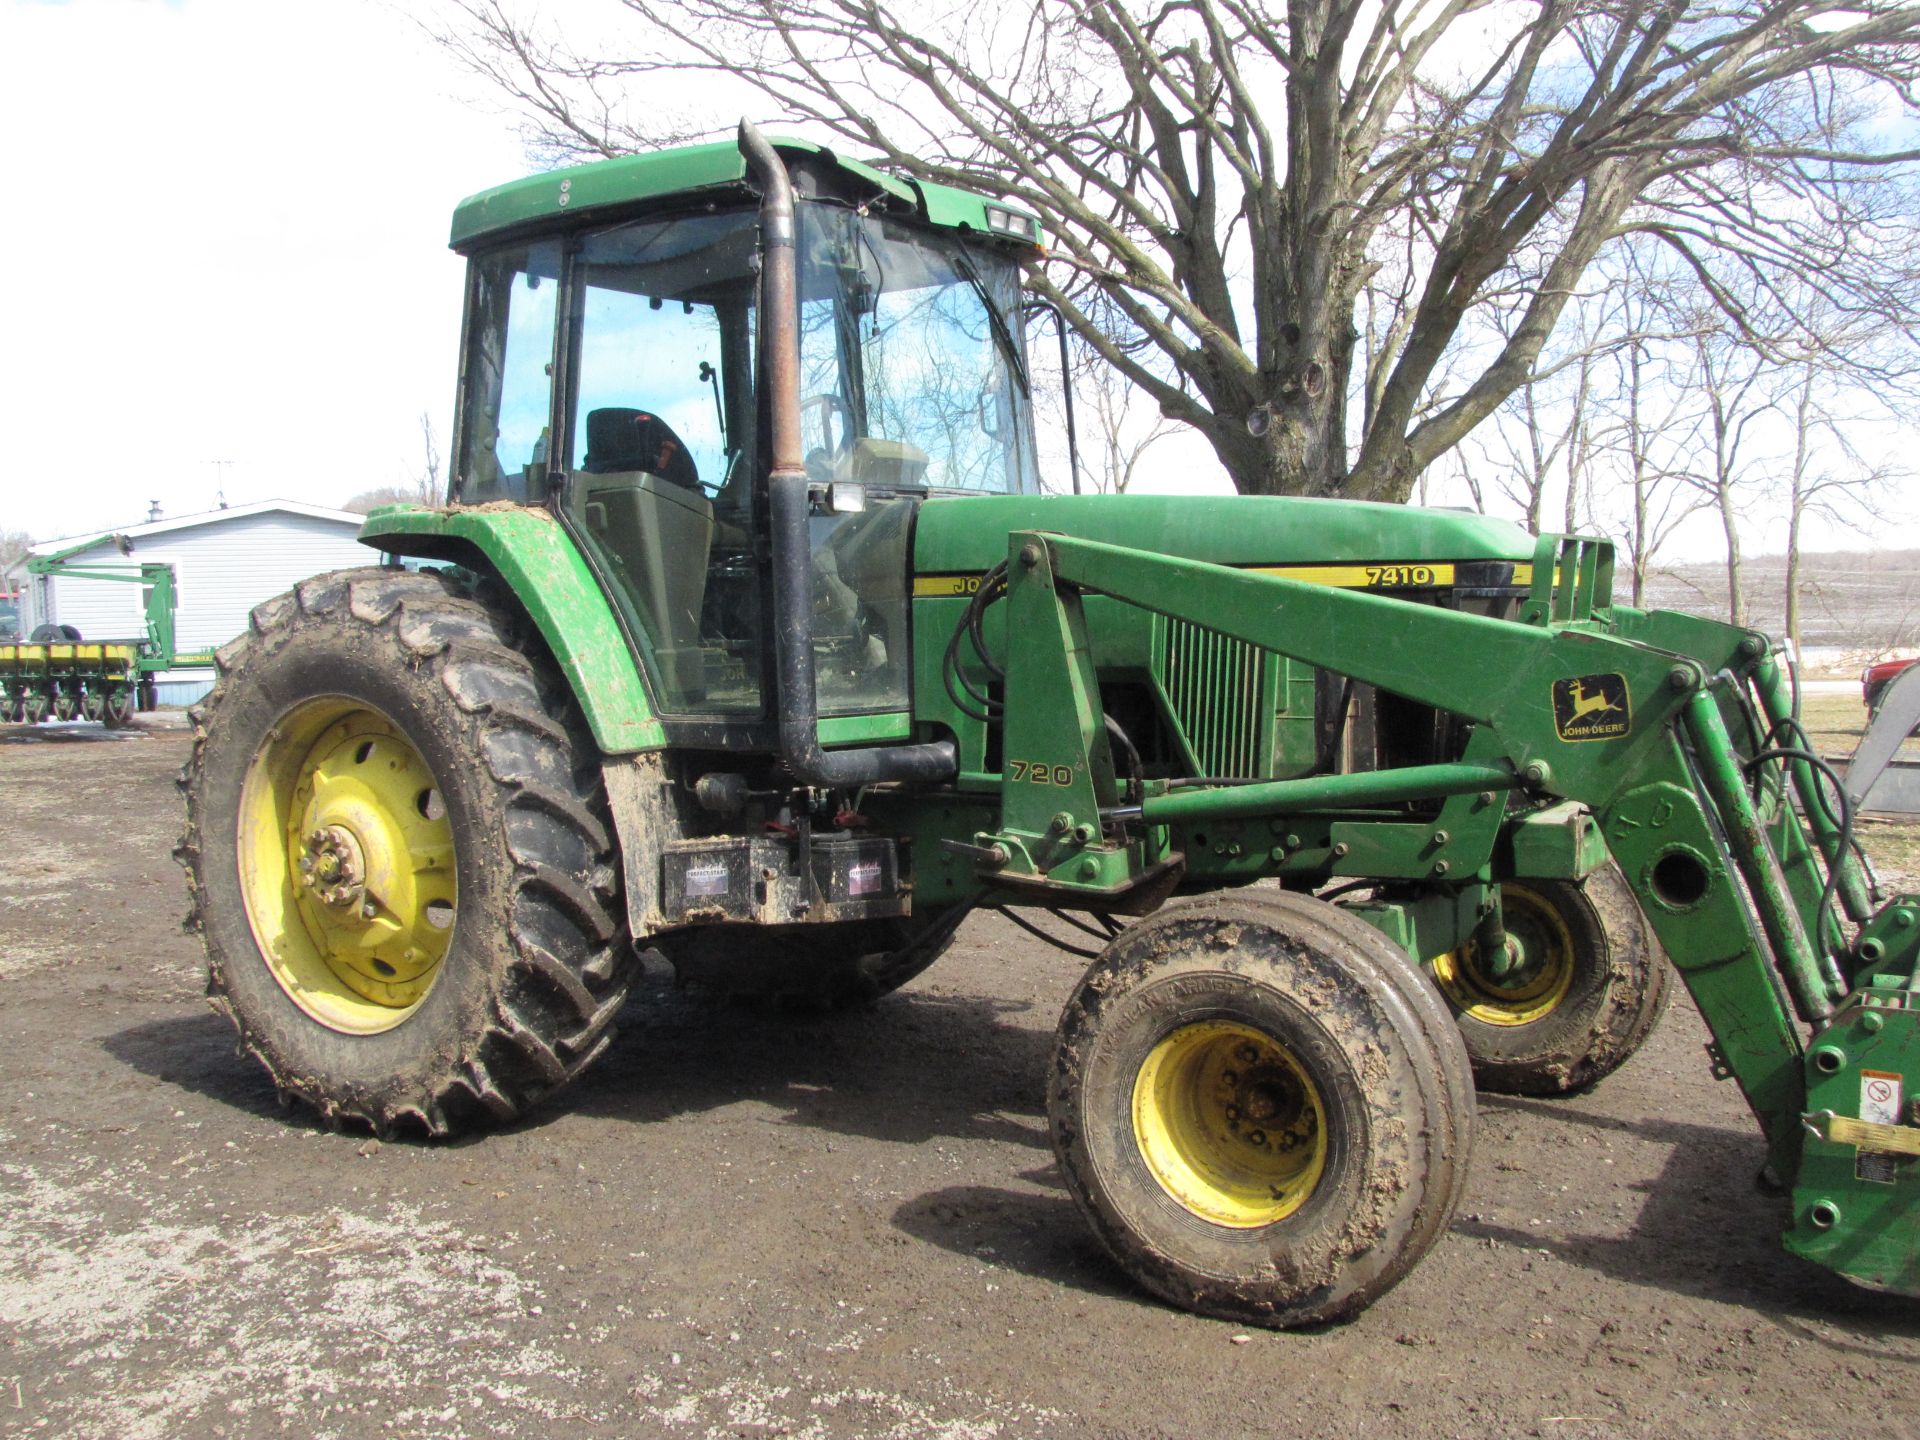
181,124,1918,1327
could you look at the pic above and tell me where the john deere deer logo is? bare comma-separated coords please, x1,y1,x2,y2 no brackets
1565,679,1618,722
1552,673,1631,741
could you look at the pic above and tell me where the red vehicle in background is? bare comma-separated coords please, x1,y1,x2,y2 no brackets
1863,656,1919,715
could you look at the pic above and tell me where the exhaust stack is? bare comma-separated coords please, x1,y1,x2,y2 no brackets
737,120,957,788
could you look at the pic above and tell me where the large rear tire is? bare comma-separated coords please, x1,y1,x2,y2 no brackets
178,568,634,1136
1424,862,1670,1096
1049,889,1473,1327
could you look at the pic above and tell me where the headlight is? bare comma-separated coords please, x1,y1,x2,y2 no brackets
984,205,1041,242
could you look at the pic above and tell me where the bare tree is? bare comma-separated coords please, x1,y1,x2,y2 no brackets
1561,362,1602,537
417,411,445,502
1078,349,1184,495
1473,323,1610,536
1781,359,1901,656
1591,331,1706,607
345,413,447,514
0,529,31,578
1675,319,1775,626
439,0,1920,501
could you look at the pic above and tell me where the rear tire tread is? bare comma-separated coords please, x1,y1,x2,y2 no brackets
180,567,634,1138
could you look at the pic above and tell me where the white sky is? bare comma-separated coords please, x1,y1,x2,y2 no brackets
1,0,1914,563
0,0,525,544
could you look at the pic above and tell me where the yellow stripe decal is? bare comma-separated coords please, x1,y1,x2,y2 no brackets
1248,562,1454,587
914,560,1532,598
914,574,993,597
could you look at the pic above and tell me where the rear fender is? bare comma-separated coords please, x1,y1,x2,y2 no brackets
357,505,664,754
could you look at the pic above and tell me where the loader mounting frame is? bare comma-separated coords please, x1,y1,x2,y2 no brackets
955,528,1917,1295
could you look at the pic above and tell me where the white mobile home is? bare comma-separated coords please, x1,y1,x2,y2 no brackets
24,501,375,703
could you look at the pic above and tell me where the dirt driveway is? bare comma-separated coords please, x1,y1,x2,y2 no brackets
2,725,1918,1439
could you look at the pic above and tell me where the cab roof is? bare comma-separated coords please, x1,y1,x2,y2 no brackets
450,136,1037,252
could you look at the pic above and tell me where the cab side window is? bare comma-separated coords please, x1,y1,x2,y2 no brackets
458,241,562,504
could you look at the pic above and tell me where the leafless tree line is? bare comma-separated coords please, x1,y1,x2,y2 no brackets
435,0,1920,510
1454,233,1916,654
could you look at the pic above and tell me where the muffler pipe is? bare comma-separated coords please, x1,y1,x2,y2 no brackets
738,120,956,788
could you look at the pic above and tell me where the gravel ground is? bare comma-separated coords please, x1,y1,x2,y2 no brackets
2,723,1919,1440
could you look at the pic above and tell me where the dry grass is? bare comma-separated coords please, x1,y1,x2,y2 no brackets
1796,692,1871,756
1791,691,1920,886
1858,819,1920,885
1796,690,1920,757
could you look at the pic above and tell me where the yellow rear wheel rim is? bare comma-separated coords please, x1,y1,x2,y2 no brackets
1430,883,1575,1027
237,698,458,1034
1132,1020,1327,1228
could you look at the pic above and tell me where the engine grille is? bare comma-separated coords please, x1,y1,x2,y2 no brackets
1152,616,1270,779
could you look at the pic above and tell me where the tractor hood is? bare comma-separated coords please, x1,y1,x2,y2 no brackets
911,494,1537,589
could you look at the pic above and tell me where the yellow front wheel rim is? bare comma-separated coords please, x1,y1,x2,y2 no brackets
237,698,458,1035
1132,1020,1327,1228
1430,884,1575,1027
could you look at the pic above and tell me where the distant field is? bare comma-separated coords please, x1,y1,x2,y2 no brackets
1798,690,1920,883
1643,548,1920,661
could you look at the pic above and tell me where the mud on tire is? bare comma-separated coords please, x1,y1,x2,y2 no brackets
177,568,634,1136
1425,861,1670,1097
1048,889,1474,1328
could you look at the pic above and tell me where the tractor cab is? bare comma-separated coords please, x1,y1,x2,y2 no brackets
450,136,1041,730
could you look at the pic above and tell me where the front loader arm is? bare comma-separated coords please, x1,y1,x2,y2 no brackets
977,529,1918,1292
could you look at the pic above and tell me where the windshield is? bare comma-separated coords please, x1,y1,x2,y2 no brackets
798,205,1038,496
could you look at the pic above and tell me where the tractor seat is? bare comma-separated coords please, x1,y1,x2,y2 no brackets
582,407,701,491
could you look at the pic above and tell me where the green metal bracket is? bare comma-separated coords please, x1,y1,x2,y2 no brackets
1598,764,1809,1179
996,536,1115,850
1788,996,1920,1292
1504,800,1608,881
24,546,177,671
978,534,1133,892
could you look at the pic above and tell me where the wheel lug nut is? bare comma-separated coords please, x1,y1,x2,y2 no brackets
361,901,377,919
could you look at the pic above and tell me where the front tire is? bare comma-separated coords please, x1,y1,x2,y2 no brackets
1425,863,1670,1096
1049,890,1473,1327
178,568,634,1136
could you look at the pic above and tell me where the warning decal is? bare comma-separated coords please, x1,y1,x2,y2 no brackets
1861,1069,1904,1127
1552,673,1631,742
1855,1071,1908,1182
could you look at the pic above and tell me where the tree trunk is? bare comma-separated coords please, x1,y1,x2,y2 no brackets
1717,480,1745,627
1783,367,1814,662
1211,376,1352,497
1784,501,1803,661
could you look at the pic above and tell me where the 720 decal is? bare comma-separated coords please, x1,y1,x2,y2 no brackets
1008,760,1076,786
